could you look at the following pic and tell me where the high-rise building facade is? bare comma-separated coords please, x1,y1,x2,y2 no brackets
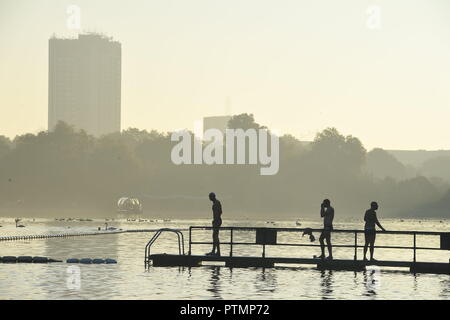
48,33,121,136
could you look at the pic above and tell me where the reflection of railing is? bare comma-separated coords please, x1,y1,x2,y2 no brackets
188,226,449,263
145,228,185,267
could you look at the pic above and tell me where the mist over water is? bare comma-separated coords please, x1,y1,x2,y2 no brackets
1,1,450,302
0,217,448,299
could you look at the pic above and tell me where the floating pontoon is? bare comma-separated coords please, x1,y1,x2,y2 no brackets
145,226,450,275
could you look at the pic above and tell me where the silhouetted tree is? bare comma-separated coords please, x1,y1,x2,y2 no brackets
365,148,407,180
420,156,450,182
227,113,266,130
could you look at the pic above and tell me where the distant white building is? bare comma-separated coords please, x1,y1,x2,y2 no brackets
48,33,121,136
203,115,232,135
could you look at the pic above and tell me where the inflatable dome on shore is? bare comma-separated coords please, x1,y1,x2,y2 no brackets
117,197,143,214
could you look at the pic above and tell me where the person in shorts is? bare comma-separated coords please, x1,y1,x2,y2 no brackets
206,192,222,256
363,201,386,261
318,199,334,260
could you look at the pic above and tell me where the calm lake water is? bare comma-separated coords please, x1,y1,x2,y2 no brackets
0,217,448,299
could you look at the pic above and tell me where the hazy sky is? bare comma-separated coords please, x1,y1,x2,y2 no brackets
1,0,450,150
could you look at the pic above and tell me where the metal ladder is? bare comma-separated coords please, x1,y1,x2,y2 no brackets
144,228,185,267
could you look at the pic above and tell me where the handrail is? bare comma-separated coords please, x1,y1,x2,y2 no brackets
188,226,449,263
189,226,444,236
187,241,443,250
144,228,185,267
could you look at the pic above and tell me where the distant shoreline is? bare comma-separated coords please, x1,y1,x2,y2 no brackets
0,208,449,221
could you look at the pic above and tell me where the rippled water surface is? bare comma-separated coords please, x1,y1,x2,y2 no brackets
0,217,448,299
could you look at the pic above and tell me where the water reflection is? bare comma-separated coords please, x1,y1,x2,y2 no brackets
412,274,418,293
207,266,222,299
362,268,380,297
254,268,277,294
184,266,192,280
440,277,449,298
43,233,119,299
320,270,334,299
0,218,448,299
352,271,358,288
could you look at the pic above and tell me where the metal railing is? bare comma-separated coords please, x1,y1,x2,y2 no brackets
187,226,449,263
144,228,185,267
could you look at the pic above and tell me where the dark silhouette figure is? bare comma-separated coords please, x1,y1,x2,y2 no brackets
363,201,386,261
206,192,222,256
15,218,25,228
318,199,334,260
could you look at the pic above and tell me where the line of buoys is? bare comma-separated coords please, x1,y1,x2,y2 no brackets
126,229,159,233
125,229,188,233
0,256,62,263
66,258,117,264
0,230,125,242
0,256,116,264
0,228,189,243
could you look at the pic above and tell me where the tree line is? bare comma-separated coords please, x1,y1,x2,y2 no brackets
0,114,448,218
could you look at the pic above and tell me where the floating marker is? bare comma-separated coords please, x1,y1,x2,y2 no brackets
92,259,105,264
79,258,92,264
18,256,33,263
2,256,16,263
105,258,117,264
32,257,49,263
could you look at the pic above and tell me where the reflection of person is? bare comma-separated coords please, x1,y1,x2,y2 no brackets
320,270,334,298
318,199,334,260
207,267,222,299
363,201,386,261
206,192,222,256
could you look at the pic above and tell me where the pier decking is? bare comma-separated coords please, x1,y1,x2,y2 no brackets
149,254,449,274
145,226,450,275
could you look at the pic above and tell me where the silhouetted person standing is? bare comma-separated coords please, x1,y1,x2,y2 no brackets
207,192,222,256
318,199,334,260
363,201,386,261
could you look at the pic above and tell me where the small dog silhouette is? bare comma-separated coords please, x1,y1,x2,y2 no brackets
302,228,315,242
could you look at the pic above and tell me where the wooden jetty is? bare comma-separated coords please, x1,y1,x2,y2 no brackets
145,226,450,275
